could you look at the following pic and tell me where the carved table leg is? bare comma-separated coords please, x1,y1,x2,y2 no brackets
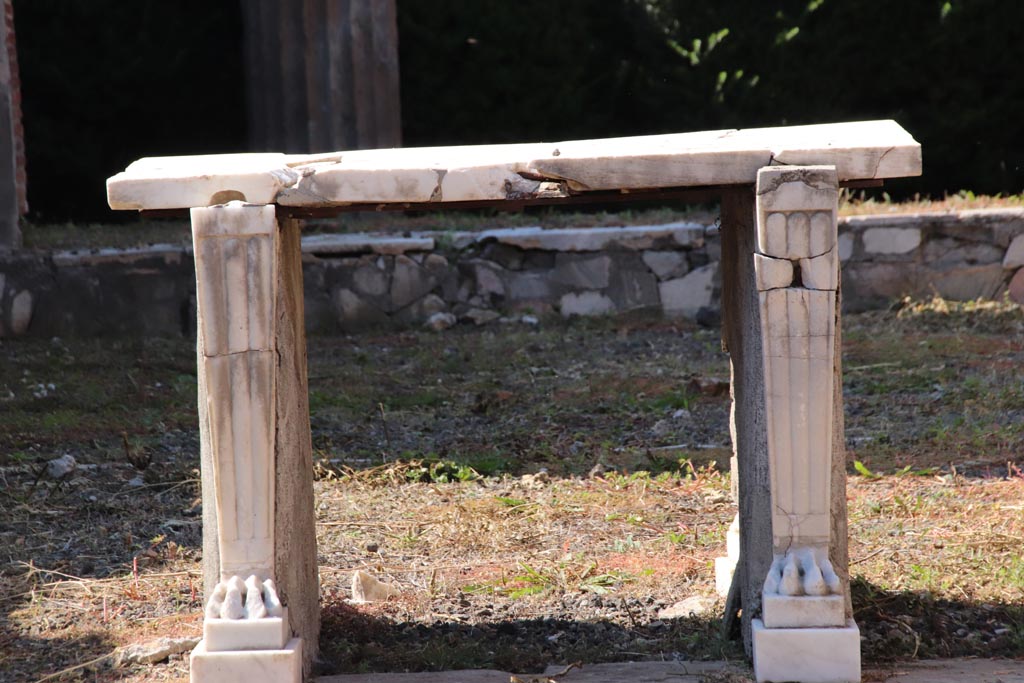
749,167,859,683
188,202,316,682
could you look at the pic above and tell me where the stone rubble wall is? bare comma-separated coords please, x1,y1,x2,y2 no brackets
1,209,1023,338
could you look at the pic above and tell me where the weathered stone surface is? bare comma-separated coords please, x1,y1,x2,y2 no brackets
551,253,612,289
109,121,922,211
560,291,615,317
1004,234,1024,269
10,288,31,334
642,250,689,280
1009,268,1024,305
659,264,717,317
862,227,921,255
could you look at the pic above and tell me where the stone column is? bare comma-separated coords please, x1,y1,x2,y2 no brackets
189,202,318,682
749,166,859,683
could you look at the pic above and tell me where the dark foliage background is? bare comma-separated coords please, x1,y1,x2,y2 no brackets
13,0,1024,221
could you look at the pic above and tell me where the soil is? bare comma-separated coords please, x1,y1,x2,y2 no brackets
1,298,1023,682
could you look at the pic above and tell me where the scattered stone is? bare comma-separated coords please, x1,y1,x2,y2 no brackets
658,595,716,619
127,475,145,488
862,227,921,255
116,636,200,665
521,470,549,488
425,312,457,331
461,308,502,326
351,570,401,603
46,454,76,479
365,543,379,554
520,314,539,326
11,290,32,335
560,291,615,317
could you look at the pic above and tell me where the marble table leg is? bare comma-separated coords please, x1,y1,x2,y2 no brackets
190,202,318,682
748,166,858,683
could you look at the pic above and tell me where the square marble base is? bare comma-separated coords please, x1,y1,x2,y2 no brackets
714,556,736,597
752,618,860,683
204,608,290,651
190,637,301,683
762,593,845,628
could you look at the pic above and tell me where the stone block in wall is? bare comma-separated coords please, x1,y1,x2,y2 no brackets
930,264,1007,301
480,242,524,270
658,263,717,317
394,293,448,325
921,237,1003,267
1009,268,1024,305
331,287,388,329
861,226,921,256
837,232,854,262
505,271,558,305
470,260,506,300
551,253,611,289
1004,234,1024,269
390,255,440,311
560,291,615,317
606,255,660,310
641,250,689,280
841,262,922,312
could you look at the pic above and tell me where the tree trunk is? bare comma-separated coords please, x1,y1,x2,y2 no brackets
241,0,402,154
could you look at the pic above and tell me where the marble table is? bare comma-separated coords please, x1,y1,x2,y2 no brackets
107,120,922,683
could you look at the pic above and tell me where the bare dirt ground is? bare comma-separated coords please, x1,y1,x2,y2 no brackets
2,297,1023,682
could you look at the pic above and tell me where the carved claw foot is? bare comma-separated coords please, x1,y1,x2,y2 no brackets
763,546,841,596
205,575,284,619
